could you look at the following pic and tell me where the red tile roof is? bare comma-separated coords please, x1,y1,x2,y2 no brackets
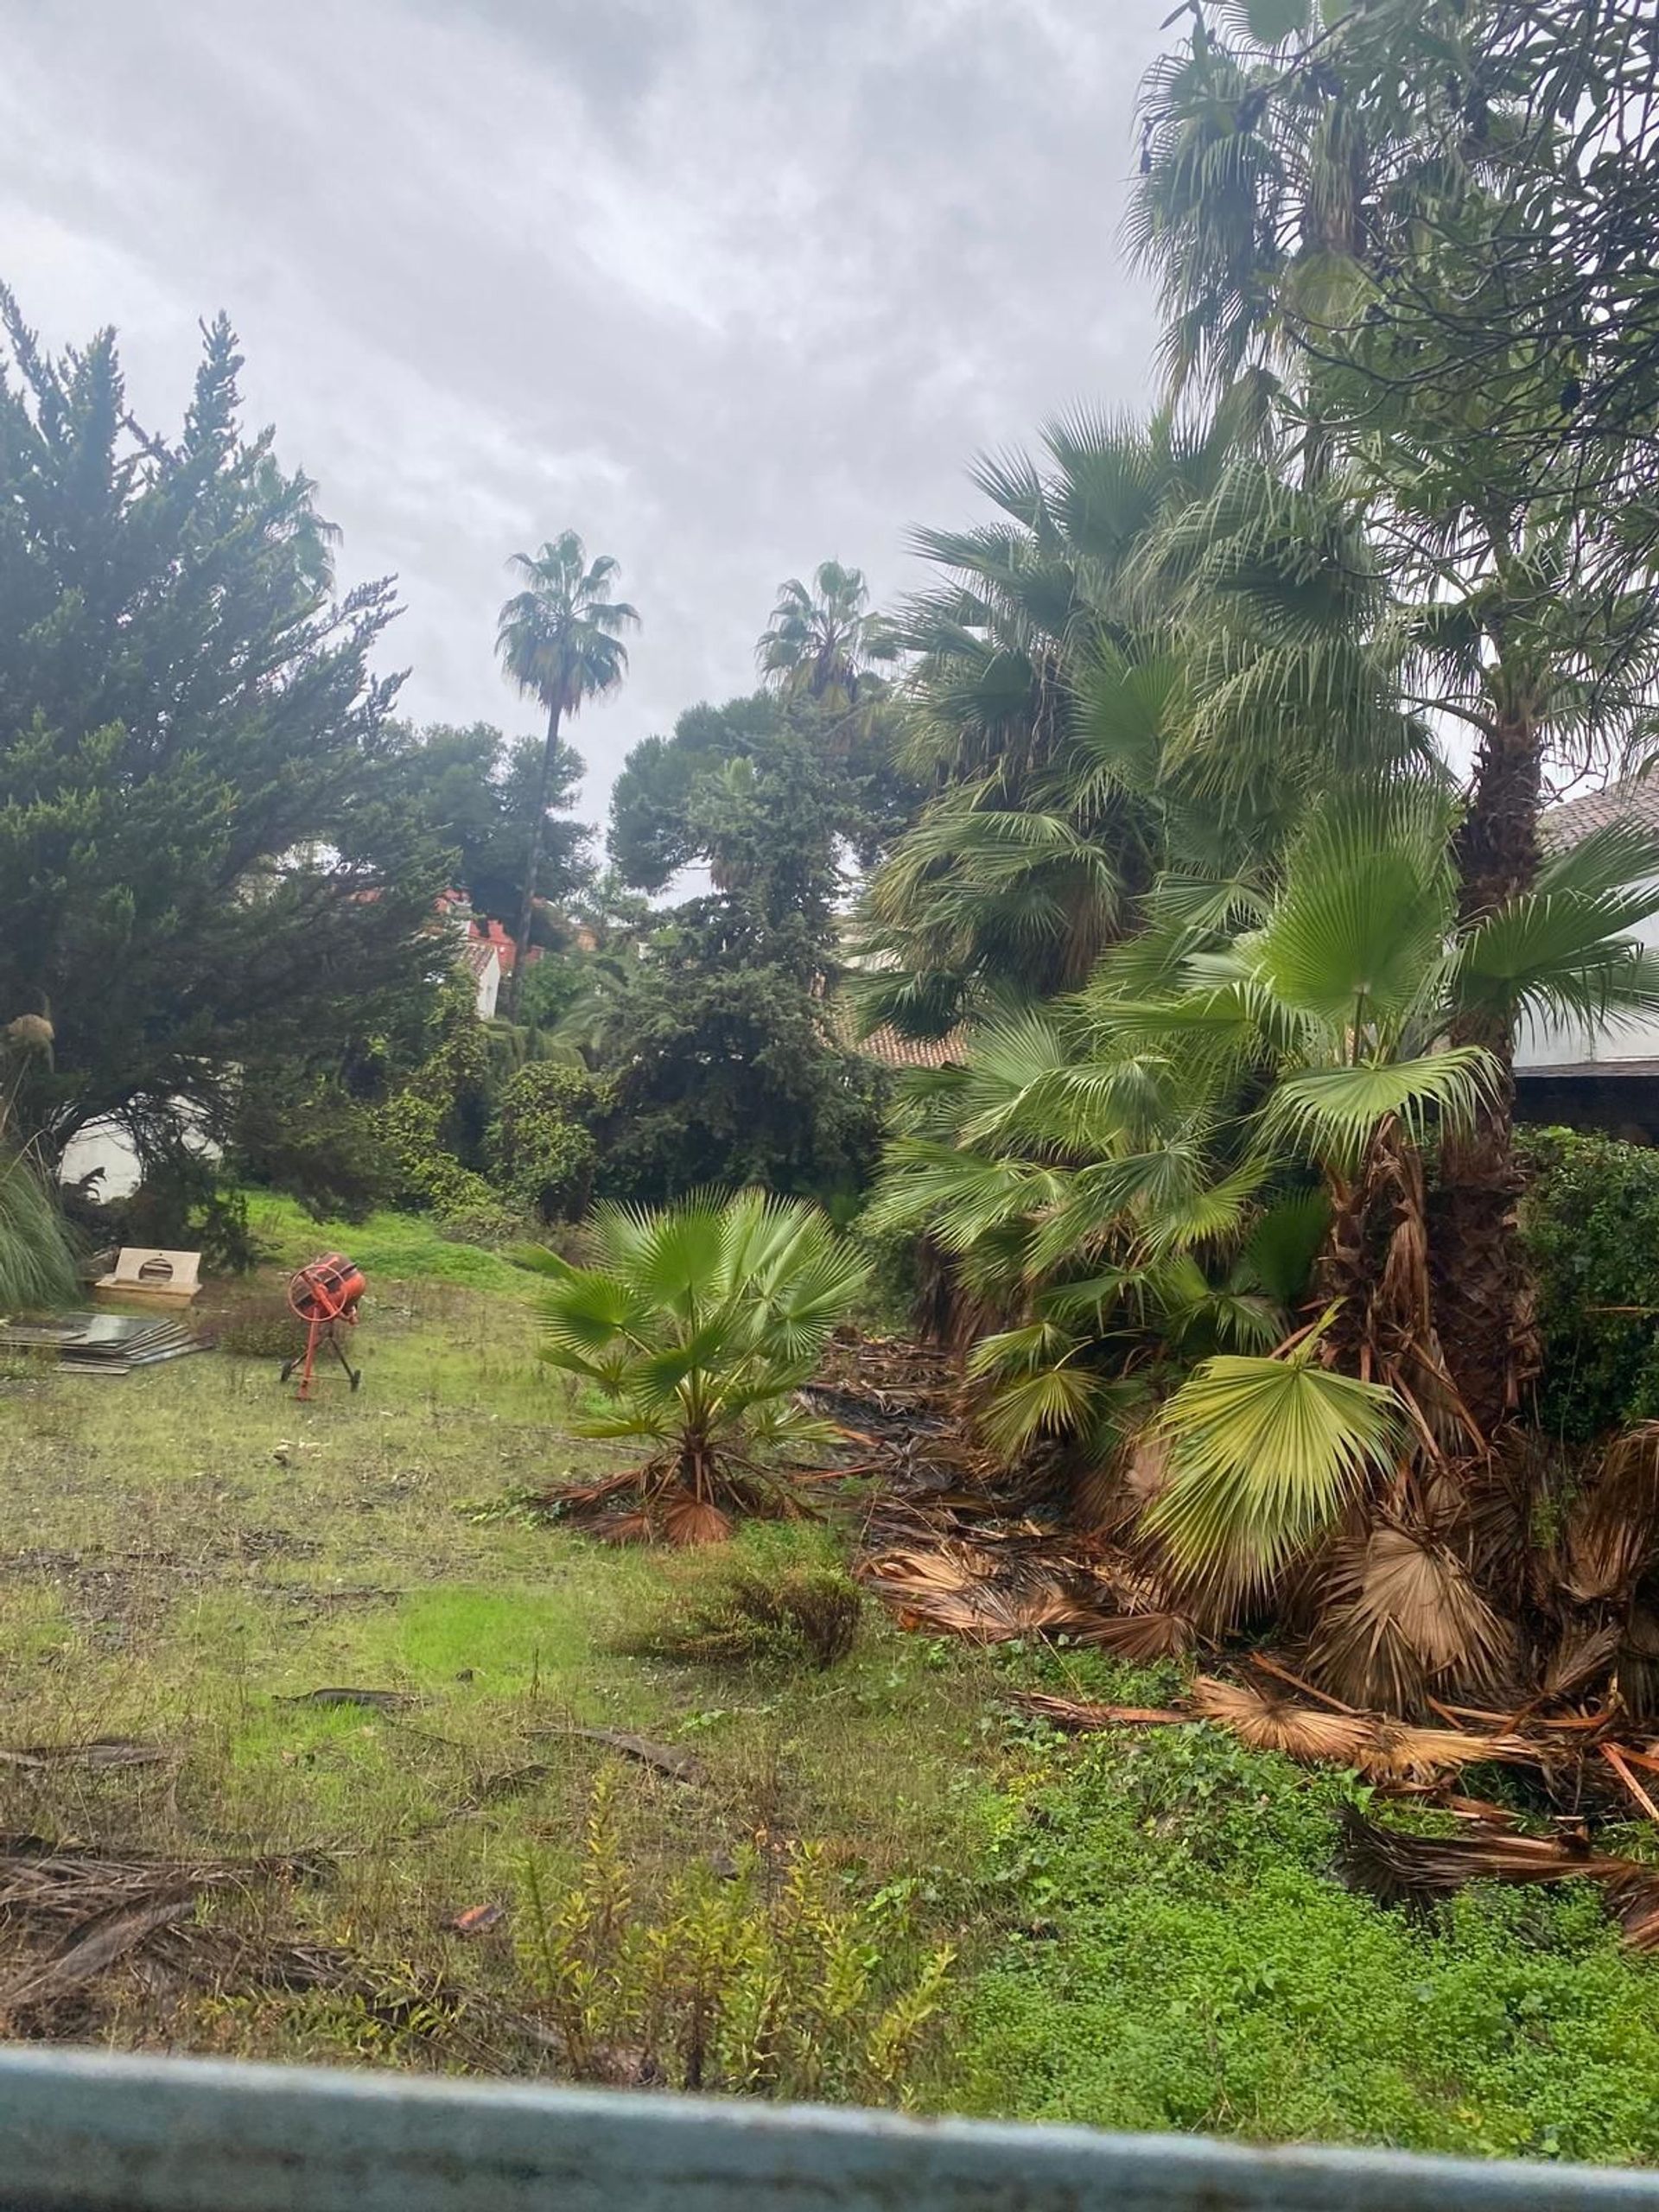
1541,774,1659,851
855,1022,969,1071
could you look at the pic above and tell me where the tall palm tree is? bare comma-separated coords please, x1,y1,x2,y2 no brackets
856,405,1415,1035
497,533,639,1018
1129,1,1659,1430
757,560,898,709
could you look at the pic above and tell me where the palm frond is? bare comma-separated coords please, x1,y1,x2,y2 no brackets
1147,1330,1403,1594
1265,1048,1497,1161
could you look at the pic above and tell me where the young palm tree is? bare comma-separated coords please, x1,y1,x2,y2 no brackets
757,560,898,709
518,1189,868,1544
497,534,639,1017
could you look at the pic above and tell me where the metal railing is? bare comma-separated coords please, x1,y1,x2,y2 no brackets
1,2047,1657,2212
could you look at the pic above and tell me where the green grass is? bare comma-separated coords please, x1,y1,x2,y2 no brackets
245,1192,539,1296
6,1236,1659,2154
0,1263,1001,2075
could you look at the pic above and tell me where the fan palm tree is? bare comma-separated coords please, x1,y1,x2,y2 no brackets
497,534,639,1017
757,560,898,709
856,404,1419,1037
875,779,1659,1706
516,1189,868,1544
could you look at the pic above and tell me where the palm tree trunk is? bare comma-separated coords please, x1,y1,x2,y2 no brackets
1430,707,1542,1438
505,699,562,1021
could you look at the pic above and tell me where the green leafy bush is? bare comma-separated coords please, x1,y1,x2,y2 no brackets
378,1090,513,1235
1518,1127,1659,1441
489,1062,610,1222
121,1152,260,1274
233,1073,395,1223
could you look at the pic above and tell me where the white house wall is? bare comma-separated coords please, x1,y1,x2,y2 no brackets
1514,878,1659,1068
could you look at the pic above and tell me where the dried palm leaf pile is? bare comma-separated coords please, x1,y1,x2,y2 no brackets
1336,1806,1659,1953
0,1833,334,2035
830,1333,1659,1831
829,1338,1198,1662
0,1826,559,2059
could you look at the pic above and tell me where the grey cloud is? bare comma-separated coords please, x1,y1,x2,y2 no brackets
0,0,1167,817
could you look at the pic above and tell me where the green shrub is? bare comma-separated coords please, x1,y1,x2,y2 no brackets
122,1153,261,1274
232,1074,395,1222
378,1090,515,1235
632,1541,864,1669
488,1062,611,1223
1518,1126,1659,1441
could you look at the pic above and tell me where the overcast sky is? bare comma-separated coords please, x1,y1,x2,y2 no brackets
0,0,1166,825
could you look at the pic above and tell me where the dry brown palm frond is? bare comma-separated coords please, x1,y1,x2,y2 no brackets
591,1510,654,1546
1337,1804,1627,1910
1306,1524,1516,1716
1084,1610,1195,1661
534,1469,641,1514
1609,1872,1659,1952
1457,1446,1538,1613
1071,1457,1133,1534
1541,1619,1623,1703
1190,1676,1374,1767
1356,1722,1547,1786
1007,1692,1188,1730
658,1494,734,1548
1562,1427,1659,1604
859,1539,1188,1652
1615,1604,1659,1725
1120,1430,1173,1512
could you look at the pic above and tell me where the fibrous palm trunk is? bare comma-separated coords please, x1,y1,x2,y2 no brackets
1431,709,1542,1439
506,697,563,1022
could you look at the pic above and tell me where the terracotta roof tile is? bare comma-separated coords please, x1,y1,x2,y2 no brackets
824,994,968,1070
855,1022,969,1071
1541,774,1659,851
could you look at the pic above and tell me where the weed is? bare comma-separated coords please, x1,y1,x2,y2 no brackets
0,1263,990,2094
627,1533,863,1671
214,1304,304,1360
518,1766,953,2101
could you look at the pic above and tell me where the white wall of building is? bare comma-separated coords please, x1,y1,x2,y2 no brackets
473,946,501,1020
1515,882,1659,1068
58,1105,223,1205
